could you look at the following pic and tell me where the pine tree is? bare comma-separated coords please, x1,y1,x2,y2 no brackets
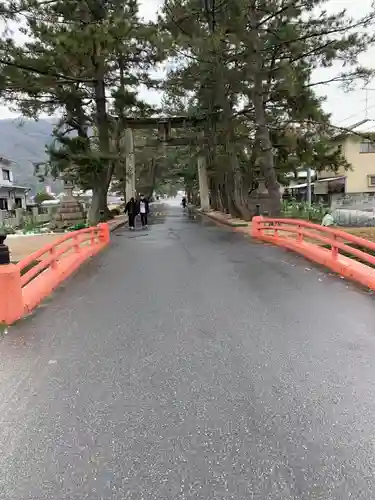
159,0,374,216
0,0,163,224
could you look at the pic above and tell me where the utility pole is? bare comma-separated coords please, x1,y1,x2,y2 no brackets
306,167,312,208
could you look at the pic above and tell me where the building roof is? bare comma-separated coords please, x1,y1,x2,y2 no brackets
0,184,30,191
316,176,346,183
0,156,13,166
289,182,310,189
112,114,217,129
289,176,345,189
333,128,375,143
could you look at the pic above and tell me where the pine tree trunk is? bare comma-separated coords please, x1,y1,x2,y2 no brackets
218,176,229,213
217,183,226,212
252,79,281,215
192,190,199,206
92,36,112,220
101,166,114,219
234,170,253,220
88,179,107,225
249,10,281,216
209,177,219,210
212,171,227,213
225,170,241,217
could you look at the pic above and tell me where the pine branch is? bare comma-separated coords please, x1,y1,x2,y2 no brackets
0,56,94,82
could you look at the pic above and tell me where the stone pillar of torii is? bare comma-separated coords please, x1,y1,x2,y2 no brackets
120,115,216,209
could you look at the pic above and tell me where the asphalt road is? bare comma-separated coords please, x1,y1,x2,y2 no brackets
2,204,375,499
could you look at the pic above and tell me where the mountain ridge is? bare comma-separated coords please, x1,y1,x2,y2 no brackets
0,118,63,194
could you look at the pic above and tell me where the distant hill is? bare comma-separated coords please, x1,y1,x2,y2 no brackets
0,118,63,195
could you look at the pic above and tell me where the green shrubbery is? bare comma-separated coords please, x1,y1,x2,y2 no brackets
21,220,45,234
281,200,327,223
0,226,16,235
34,191,55,205
68,222,88,231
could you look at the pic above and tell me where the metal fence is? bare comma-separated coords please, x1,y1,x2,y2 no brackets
332,208,375,227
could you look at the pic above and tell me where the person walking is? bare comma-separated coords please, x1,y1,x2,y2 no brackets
124,196,137,230
137,194,149,229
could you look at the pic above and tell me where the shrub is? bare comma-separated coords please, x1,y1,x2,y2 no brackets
0,225,16,235
22,220,43,234
34,191,55,205
281,200,326,223
68,222,87,232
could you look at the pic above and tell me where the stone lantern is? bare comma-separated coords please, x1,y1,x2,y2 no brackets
53,179,86,231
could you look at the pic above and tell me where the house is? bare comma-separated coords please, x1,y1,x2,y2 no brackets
282,169,316,201
0,157,29,211
315,132,375,204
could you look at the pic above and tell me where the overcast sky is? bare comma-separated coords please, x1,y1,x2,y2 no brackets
1,0,374,131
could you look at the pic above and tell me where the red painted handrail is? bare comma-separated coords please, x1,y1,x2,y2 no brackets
0,223,110,325
17,226,104,287
252,216,375,290
254,217,375,251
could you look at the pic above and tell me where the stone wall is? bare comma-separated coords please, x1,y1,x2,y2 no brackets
0,206,57,228
331,193,375,211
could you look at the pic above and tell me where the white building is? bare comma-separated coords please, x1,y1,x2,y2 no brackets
0,157,29,210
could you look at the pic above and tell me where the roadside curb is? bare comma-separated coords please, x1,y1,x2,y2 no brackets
108,216,127,232
191,206,250,229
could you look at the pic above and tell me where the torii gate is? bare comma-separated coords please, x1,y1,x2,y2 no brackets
119,116,214,210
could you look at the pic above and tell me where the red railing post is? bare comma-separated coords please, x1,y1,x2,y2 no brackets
297,224,303,243
98,223,110,244
0,264,24,324
274,222,279,239
50,246,58,270
331,234,339,260
251,216,262,238
73,233,81,253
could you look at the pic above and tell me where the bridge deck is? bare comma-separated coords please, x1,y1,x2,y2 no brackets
1,203,375,499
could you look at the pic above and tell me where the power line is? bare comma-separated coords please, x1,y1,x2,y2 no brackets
334,100,375,126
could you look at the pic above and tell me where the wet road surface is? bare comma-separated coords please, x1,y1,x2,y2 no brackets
2,204,375,499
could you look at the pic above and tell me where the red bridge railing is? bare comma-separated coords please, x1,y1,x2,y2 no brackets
0,223,110,325
252,216,375,290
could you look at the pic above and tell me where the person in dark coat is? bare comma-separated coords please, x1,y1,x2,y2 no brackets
125,197,137,230
137,194,149,228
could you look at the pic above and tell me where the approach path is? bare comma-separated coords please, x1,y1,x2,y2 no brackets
1,203,375,499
